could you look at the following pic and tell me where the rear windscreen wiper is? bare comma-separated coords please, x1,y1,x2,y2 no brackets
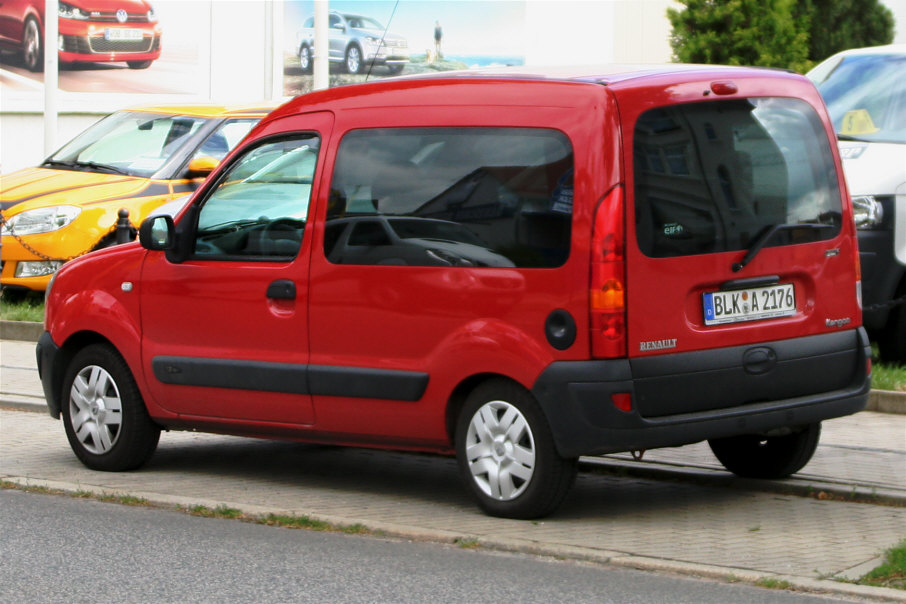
732,223,836,272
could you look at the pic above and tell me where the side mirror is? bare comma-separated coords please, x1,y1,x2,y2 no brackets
186,156,219,178
139,215,175,251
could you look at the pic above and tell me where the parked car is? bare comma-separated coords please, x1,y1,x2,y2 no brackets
808,45,906,363
296,11,408,75
0,0,162,71
0,103,275,295
38,66,870,519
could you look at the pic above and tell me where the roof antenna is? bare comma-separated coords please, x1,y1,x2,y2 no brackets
365,0,400,82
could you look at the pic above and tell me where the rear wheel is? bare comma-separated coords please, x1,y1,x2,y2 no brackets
61,344,160,471
708,423,821,479
455,379,577,518
344,45,362,74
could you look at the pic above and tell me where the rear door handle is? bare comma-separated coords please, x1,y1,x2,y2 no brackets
267,280,296,300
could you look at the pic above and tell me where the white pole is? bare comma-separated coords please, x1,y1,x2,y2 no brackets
264,0,274,100
313,0,329,91
43,0,59,156
269,0,284,100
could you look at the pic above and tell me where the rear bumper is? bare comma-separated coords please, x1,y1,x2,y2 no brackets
532,328,871,458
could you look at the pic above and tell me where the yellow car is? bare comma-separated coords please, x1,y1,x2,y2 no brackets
0,103,276,295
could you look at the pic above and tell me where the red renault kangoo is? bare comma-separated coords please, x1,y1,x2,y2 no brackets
38,65,871,518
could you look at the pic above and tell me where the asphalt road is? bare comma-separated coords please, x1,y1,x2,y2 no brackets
0,489,858,604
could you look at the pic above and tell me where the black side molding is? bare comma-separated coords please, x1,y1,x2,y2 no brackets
152,356,428,401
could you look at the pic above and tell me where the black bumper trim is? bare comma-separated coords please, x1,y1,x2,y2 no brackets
531,328,871,458
36,331,63,418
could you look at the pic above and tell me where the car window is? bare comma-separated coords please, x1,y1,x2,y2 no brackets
810,53,906,144
634,98,842,258
345,16,383,29
48,111,207,177
193,136,320,259
325,128,573,268
191,119,259,163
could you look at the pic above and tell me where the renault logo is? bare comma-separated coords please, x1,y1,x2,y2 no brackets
116,9,128,23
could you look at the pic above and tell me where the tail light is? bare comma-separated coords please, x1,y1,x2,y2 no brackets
591,186,626,358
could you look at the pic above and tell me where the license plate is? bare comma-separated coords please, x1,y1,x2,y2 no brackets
703,283,796,326
105,28,143,41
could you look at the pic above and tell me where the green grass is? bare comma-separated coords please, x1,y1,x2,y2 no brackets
0,295,45,322
755,578,794,590
859,539,906,590
873,363,906,392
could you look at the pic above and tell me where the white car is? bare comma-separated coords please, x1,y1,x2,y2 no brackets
808,44,906,363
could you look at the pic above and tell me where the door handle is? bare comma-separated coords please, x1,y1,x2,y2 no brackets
267,280,296,300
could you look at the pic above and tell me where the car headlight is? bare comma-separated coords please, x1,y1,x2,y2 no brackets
1,206,81,236
59,2,90,20
147,7,157,22
852,196,884,229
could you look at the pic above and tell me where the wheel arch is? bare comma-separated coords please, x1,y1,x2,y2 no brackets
444,373,534,445
45,330,117,418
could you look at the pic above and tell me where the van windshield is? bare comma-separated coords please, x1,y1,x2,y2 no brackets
633,98,842,258
809,53,906,144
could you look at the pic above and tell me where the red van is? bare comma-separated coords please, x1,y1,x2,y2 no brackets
38,65,871,518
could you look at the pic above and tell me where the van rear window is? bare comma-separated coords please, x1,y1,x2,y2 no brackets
325,128,573,268
633,98,842,258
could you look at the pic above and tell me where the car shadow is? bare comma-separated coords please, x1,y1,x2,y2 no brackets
143,434,750,521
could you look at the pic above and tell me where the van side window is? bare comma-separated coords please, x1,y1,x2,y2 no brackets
325,128,573,268
193,136,320,259
634,98,842,258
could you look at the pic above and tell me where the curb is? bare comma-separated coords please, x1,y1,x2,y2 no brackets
0,320,43,342
3,475,905,603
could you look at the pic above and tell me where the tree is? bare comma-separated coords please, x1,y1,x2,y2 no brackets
668,0,811,72
794,0,895,62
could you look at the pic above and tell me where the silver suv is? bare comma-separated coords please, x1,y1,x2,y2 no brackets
297,11,409,75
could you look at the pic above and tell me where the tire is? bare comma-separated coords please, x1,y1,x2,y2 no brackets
22,17,43,72
127,60,153,69
708,423,821,479
61,344,160,471
455,379,577,519
876,297,906,364
298,44,312,74
387,64,403,75
344,45,363,74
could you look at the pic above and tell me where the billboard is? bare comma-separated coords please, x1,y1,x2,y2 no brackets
282,0,527,96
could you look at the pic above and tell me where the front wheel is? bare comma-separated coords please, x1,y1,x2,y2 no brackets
61,344,160,471
22,17,43,72
455,380,577,519
298,45,312,74
877,296,906,364
708,423,821,479
127,60,153,69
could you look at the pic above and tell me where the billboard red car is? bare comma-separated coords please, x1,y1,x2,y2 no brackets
0,0,161,71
